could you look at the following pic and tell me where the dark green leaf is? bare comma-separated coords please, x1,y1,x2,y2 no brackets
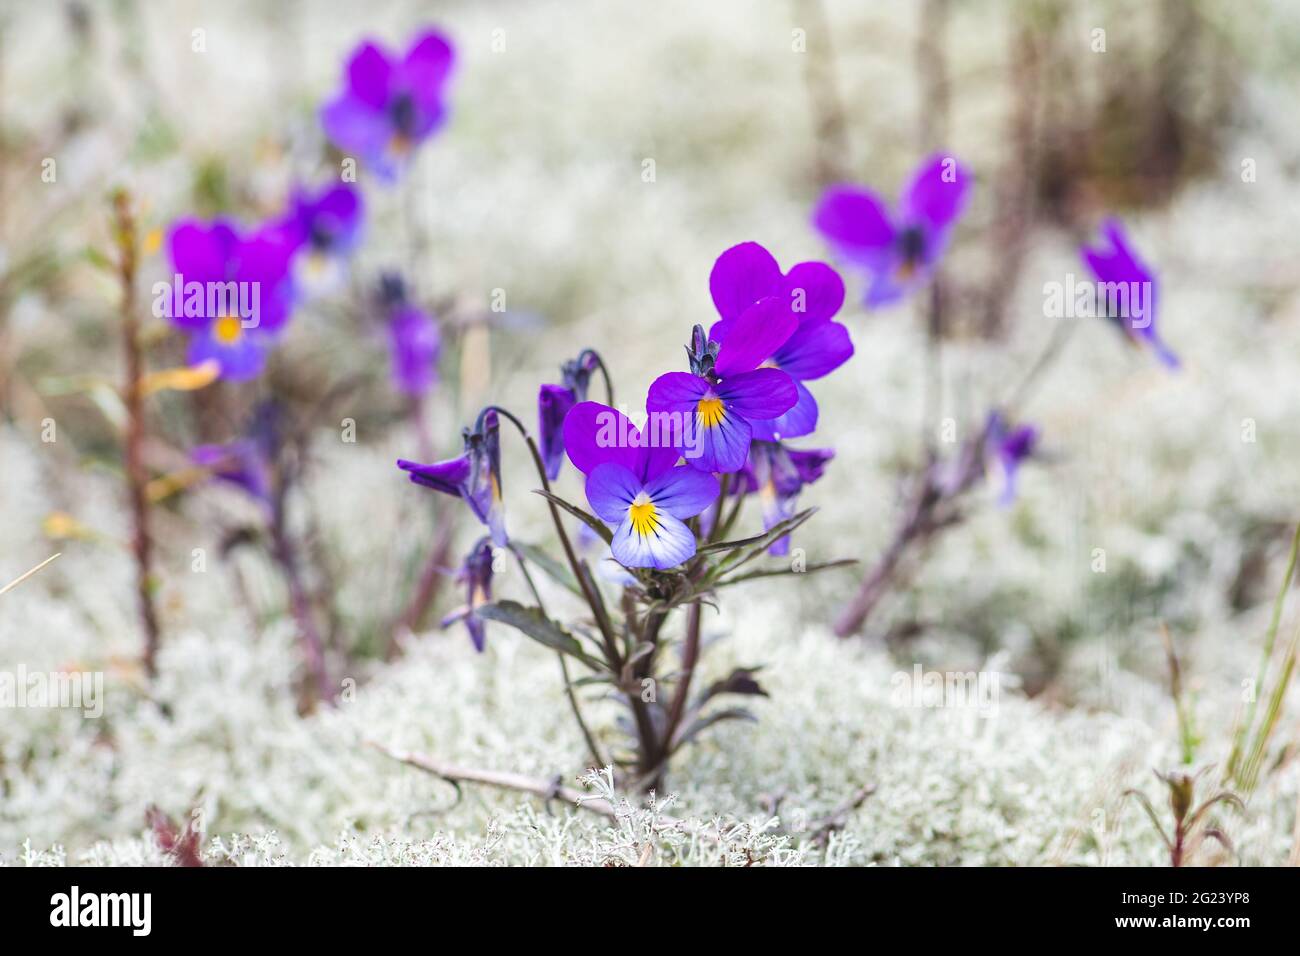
715,558,858,588
533,490,613,544
475,600,603,669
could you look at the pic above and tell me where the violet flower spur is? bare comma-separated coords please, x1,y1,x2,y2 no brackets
708,242,854,440
537,350,604,480
441,538,494,652
282,182,364,297
397,408,506,546
646,308,799,473
734,442,834,555
812,153,972,307
321,28,455,182
1081,219,1179,369
165,218,297,381
563,401,719,569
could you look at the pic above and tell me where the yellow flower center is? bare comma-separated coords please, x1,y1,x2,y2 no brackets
213,315,243,345
697,396,726,428
628,498,660,537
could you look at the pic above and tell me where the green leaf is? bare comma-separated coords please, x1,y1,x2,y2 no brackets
533,490,613,544
703,508,817,583
714,558,858,588
475,600,603,670
511,541,581,597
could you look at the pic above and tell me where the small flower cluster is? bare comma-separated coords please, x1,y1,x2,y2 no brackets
162,27,454,386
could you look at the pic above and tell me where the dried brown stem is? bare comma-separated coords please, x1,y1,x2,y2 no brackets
112,192,163,677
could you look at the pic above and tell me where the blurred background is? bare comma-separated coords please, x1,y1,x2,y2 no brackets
3,0,1300,865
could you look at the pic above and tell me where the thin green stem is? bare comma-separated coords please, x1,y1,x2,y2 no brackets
510,545,607,769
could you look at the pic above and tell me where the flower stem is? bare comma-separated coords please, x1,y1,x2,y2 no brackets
111,191,162,678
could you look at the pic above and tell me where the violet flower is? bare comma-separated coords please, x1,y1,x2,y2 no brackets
320,28,455,182
646,308,799,473
442,538,494,652
282,182,364,297
378,275,440,396
985,411,1039,505
734,442,834,555
398,408,506,545
1081,219,1178,369
166,218,297,381
564,401,719,569
812,153,972,307
537,351,600,480
707,242,853,440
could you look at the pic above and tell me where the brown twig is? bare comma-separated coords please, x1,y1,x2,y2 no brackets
111,191,163,677
367,741,617,819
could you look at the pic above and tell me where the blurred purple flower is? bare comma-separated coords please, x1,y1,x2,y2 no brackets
812,153,972,307
376,274,440,395
320,28,455,182
398,409,506,545
985,411,1039,505
1081,219,1178,369
537,351,600,480
190,404,280,507
165,219,297,381
564,402,718,570
707,242,853,441
282,182,364,296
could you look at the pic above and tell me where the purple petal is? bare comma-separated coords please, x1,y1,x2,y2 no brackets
320,95,393,167
781,261,845,323
684,404,752,473
389,306,440,395
398,29,455,120
563,401,641,476
900,154,972,232
713,297,798,377
645,372,710,416
772,319,853,380
748,380,818,441
714,367,798,421
538,384,577,480
398,455,470,496
187,325,266,381
709,242,782,322
585,462,643,523
788,446,834,485
346,41,394,109
813,184,895,254
610,510,696,569
644,466,720,519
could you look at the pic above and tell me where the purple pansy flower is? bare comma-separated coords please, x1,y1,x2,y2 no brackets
321,29,455,182
282,182,364,297
813,153,972,307
646,309,799,474
442,538,494,652
1081,219,1178,369
537,351,600,480
379,275,440,396
734,442,834,555
165,219,297,381
985,411,1038,505
398,409,506,545
563,402,718,569
707,242,853,441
